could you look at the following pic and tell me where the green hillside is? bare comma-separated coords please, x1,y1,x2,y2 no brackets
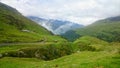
61,30,80,41
0,42,120,68
0,2,66,43
63,16,120,42
73,36,109,51
0,2,120,68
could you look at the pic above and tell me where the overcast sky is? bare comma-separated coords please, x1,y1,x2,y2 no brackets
0,0,120,25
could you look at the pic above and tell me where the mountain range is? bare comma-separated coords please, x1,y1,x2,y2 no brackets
27,16,84,34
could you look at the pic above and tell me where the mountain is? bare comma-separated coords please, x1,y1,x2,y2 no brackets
62,16,120,42
27,16,84,34
0,2,66,43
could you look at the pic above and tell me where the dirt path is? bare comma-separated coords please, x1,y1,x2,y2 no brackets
0,42,45,46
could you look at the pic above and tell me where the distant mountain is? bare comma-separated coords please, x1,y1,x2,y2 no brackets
27,16,84,34
0,2,66,43
105,16,120,21
62,16,120,42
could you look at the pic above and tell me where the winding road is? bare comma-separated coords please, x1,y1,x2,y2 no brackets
0,42,45,47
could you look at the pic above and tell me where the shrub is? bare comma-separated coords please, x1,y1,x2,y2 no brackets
3,51,18,57
77,44,96,51
2,42,74,60
34,43,73,60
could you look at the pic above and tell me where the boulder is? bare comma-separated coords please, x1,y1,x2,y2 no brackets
0,54,3,58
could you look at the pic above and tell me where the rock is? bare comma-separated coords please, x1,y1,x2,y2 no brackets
0,54,3,58
5,53,8,55
18,51,26,57
35,50,40,58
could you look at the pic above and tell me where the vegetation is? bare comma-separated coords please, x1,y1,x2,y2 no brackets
0,36,109,60
0,36,120,68
73,36,109,51
63,16,120,42
61,30,80,41
0,2,66,43
0,2,120,68
1,42,73,60
0,51,120,68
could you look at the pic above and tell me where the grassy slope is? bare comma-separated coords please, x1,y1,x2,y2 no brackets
73,36,109,51
74,36,108,45
61,30,80,41
0,2,120,68
0,36,105,55
0,43,53,53
0,51,120,68
0,37,120,68
62,16,120,42
0,2,66,43
75,18,120,42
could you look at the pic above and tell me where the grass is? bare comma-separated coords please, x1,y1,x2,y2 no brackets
0,43,53,53
0,42,73,60
73,36,109,51
0,3,66,43
0,42,120,68
0,51,120,68
0,37,120,68
0,2,120,68
63,16,120,42
75,20,120,42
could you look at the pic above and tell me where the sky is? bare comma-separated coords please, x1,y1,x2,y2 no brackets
0,0,120,25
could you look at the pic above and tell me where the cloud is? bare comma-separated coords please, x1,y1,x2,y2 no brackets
0,0,120,25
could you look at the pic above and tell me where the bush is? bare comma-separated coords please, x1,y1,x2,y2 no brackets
35,45,59,60
34,43,73,60
2,42,74,60
77,44,96,51
3,51,18,57
73,42,96,52
18,48,38,57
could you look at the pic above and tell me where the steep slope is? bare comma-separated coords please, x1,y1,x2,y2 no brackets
63,16,120,42
0,2,66,43
27,16,84,34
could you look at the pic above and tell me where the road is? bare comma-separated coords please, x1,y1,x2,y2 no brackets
0,42,45,47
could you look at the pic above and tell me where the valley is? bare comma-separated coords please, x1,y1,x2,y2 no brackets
0,1,120,68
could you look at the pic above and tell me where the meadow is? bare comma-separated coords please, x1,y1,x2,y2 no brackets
0,38,120,68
